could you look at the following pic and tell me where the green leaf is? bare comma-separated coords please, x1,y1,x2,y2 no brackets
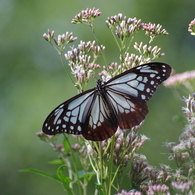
63,137,71,154
20,169,60,181
77,170,95,181
48,159,64,164
57,165,74,195
96,183,107,195
174,148,193,154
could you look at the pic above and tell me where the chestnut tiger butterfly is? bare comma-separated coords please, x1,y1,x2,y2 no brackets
42,62,171,141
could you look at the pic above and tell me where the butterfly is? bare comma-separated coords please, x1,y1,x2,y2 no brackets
42,62,171,141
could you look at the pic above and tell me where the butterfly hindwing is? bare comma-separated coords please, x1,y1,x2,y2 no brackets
106,90,148,129
82,92,119,141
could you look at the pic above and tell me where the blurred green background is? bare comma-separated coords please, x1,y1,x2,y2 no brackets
1,0,195,194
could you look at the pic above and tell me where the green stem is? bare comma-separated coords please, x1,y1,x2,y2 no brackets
86,142,101,185
90,24,109,75
59,52,75,85
106,136,115,195
63,135,83,195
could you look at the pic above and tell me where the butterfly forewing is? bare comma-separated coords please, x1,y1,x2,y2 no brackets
43,62,172,141
105,63,171,102
43,89,95,135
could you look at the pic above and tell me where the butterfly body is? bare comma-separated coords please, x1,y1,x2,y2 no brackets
43,62,171,141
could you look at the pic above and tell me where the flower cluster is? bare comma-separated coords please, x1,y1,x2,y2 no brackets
116,180,195,195
121,43,164,70
171,181,195,194
64,40,105,91
106,15,142,40
115,190,142,195
43,29,54,43
134,42,164,60
142,23,168,36
142,23,168,44
164,70,195,92
147,184,170,195
130,155,172,191
112,125,149,166
105,14,168,42
165,95,195,179
71,8,102,26
43,30,77,50
130,154,150,188
188,18,195,36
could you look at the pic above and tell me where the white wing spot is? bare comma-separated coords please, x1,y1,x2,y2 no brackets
97,121,101,127
70,116,77,124
150,80,154,85
77,126,82,132
130,88,138,97
72,107,79,116
137,76,143,81
59,104,64,108
127,99,135,108
146,88,150,92
137,83,145,91
126,100,136,112
141,95,146,100
62,124,66,128
57,119,61,124
54,108,63,124
150,74,156,78
63,116,69,122
100,114,104,123
90,96,101,125
118,105,125,113
140,69,158,73
142,65,150,69
128,80,139,88
66,111,71,117
130,107,135,112
143,77,148,83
